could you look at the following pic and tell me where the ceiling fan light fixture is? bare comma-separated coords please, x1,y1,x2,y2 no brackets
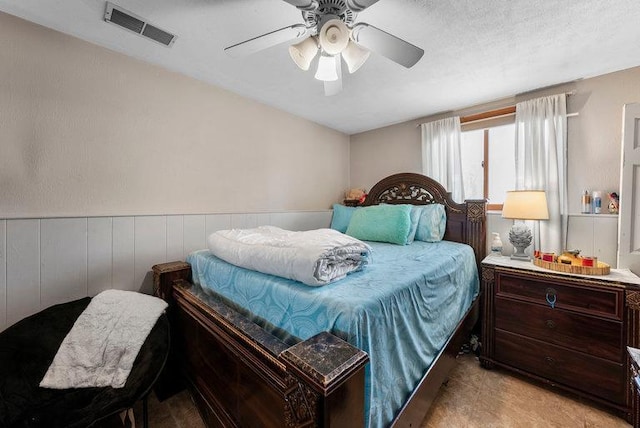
318,19,350,55
288,36,318,71
314,54,339,81
342,40,370,73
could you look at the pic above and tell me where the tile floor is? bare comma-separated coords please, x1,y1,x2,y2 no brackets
101,353,631,427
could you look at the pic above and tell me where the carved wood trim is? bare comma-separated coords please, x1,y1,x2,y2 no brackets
627,290,640,311
480,265,495,366
284,375,319,427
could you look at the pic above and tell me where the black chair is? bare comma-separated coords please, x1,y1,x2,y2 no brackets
0,296,169,428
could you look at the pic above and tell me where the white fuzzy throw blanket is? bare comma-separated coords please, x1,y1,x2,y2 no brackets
40,290,168,389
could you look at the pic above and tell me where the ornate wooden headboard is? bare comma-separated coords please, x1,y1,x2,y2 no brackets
361,172,487,268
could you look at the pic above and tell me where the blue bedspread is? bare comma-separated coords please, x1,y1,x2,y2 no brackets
187,240,479,428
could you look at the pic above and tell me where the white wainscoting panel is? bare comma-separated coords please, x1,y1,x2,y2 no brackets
134,216,167,294
6,219,40,327
113,217,135,292
0,210,331,331
270,211,332,231
231,213,258,229
166,215,184,262
41,218,88,309
88,217,113,296
183,215,206,258
0,220,6,331
205,214,232,237
568,214,619,266
567,216,595,256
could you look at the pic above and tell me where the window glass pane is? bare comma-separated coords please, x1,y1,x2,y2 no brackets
488,124,516,205
461,129,484,200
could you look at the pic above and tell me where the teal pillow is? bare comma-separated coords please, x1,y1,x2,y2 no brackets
330,204,357,233
407,205,421,243
414,204,447,242
346,204,412,245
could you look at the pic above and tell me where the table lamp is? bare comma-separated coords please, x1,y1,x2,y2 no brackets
502,190,549,261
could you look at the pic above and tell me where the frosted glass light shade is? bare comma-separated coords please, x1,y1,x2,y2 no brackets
315,55,339,81
342,40,370,73
318,19,350,55
502,190,549,220
288,36,318,71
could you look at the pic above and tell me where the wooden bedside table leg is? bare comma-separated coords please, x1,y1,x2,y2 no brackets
480,265,495,369
627,291,640,425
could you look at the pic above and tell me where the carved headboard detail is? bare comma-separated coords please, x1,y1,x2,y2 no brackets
361,172,487,268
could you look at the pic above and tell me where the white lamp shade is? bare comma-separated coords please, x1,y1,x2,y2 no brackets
318,19,350,55
288,36,318,71
341,40,370,73
315,55,339,81
502,190,549,220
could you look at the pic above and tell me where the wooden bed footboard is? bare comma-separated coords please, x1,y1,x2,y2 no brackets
153,262,369,428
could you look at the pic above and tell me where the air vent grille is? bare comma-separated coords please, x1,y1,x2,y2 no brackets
104,2,176,47
142,24,175,46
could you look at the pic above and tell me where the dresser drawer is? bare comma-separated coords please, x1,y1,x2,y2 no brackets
495,297,623,361
495,330,625,404
496,271,623,319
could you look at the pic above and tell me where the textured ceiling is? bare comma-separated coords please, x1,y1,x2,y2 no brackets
2,0,640,134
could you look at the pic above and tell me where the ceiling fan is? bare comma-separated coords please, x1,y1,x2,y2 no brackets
224,0,424,96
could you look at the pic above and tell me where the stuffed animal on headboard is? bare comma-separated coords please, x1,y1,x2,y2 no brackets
345,188,367,205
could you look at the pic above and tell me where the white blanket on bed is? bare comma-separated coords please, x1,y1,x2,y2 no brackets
40,290,168,389
207,226,371,286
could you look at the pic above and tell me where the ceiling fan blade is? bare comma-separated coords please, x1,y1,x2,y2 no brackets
281,0,319,11
345,0,380,12
350,23,424,68
324,57,343,96
225,24,308,58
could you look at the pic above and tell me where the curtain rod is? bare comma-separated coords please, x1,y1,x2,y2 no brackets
416,90,577,127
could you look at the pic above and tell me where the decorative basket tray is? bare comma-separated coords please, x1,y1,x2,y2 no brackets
533,258,610,275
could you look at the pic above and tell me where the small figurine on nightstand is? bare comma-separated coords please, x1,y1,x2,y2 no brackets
608,192,619,214
490,232,503,254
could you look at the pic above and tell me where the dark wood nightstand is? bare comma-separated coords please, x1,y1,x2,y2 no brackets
481,254,640,422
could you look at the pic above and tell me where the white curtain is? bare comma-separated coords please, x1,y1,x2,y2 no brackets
515,94,568,254
421,116,465,202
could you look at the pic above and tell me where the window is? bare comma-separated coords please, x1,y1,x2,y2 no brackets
460,109,516,211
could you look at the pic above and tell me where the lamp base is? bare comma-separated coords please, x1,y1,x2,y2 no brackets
509,222,533,262
510,253,531,261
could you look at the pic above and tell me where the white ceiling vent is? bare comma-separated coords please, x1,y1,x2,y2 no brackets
104,2,176,47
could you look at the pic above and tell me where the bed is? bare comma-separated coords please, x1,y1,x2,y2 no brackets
152,172,486,427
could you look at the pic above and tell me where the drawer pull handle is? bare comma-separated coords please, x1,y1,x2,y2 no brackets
544,356,555,366
545,319,556,329
545,288,557,309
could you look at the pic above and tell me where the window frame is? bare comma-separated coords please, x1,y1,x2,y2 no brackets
460,106,516,211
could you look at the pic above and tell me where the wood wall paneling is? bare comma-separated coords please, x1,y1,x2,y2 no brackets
134,216,167,294
205,214,232,237
183,215,206,259
593,216,619,265
0,220,6,330
166,215,184,263
6,220,40,326
0,211,333,332
88,217,113,296
568,216,595,256
41,218,88,309
112,216,135,292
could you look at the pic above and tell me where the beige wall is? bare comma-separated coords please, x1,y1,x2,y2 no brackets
350,67,640,215
0,12,349,218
